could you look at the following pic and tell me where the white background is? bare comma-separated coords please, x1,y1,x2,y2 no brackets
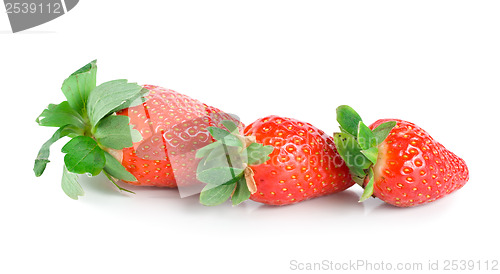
1,1,498,273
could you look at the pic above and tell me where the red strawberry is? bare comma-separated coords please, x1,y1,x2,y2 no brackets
195,116,355,206
117,85,244,188
245,116,355,205
334,105,469,207
34,60,242,199
368,119,469,206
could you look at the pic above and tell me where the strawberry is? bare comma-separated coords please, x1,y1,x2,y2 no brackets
195,116,355,206
34,60,242,199
334,105,469,207
116,85,243,188
245,116,355,205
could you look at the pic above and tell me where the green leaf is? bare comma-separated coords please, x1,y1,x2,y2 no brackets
61,136,106,176
35,101,85,129
359,168,375,202
231,176,251,206
34,125,78,177
197,144,245,170
245,143,274,165
197,152,224,174
103,151,137,182
333,133,370,177
348,165,366,179
87,79,147,127
195,141,222,159
372,121,397,145
361,147,379,165
94,115,141,150
61,166,84,200
208,126,230,139
199,183,236,206
204,142,228,163
351,175,366,186
103,171,135,194
71,60,96,76
336,105,363,136
197,167,244,186
221,120,238,133
207,126,243,148
61,60,97,113
339,126,351,134
357,121,377,150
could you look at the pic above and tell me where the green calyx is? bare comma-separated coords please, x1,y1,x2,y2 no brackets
196,120,274,206
334,105,396,202
34,60,149,199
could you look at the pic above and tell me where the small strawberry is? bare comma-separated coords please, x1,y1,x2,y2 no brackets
34,60,242,199
334,105,469,207
195,116,355,206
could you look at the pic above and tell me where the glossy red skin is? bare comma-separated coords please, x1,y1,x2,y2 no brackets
244,116,354,205
117,85,243,187
369,119,469,207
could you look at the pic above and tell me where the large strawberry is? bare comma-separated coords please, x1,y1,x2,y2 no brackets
333,105,469,207
116,85,243,189
34,60,242,199
195,116,355,206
